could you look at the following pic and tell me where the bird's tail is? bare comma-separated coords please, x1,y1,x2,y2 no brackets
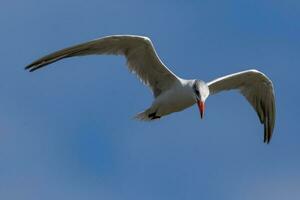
134,110,152,121
134,108,160,121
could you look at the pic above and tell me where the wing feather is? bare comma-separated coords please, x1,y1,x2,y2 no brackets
207,69,276,143
26,35,179,97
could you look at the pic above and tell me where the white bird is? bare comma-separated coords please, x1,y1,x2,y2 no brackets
26,35,276,143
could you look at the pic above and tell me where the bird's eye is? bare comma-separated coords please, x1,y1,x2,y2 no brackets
195,90,200,96
193,83,200,97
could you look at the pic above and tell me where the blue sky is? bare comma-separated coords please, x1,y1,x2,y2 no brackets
1,0,299,199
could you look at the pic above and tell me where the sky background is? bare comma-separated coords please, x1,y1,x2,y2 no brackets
1,0,300,199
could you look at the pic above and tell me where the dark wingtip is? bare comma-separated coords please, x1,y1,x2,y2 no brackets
29,68,37,72
25,64,34,71
25,63,41,72
264,138,270,144
264,133,271,144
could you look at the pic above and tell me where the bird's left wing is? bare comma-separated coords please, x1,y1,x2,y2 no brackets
207,69,276,143
26,35,179,97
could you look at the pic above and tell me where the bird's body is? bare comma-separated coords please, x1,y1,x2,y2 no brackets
26,35,276,143
136,79,198,120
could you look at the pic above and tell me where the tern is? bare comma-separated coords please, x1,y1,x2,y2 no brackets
26,35,276,143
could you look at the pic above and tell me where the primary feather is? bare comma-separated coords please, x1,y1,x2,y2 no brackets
208,69,276,143
26,35,179,97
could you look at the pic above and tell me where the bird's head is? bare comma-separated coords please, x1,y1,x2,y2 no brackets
193,80,210,119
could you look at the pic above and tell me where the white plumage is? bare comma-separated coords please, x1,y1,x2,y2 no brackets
208,70,275,143
26,35,276,143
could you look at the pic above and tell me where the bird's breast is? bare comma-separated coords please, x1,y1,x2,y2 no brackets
153,84,195,116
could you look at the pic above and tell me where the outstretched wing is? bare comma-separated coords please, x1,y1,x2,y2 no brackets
26,35,179,97
207,69,276,143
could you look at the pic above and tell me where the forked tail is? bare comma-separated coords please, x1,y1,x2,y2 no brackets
134,108,161,121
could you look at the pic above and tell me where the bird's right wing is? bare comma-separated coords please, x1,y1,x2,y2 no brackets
26,35,180,97
207,69,276,143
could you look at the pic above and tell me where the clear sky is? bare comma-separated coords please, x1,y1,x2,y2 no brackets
1,0,299,199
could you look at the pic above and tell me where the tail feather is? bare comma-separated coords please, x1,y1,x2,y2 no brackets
134,108,160,121
134,111,152,121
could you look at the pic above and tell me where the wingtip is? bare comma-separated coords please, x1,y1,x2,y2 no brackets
264,139,269,144
25,64,34,71
264,135,272,144
29,68,37,72
25,64,39,72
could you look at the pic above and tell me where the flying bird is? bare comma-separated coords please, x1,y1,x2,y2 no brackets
26,35,276,143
